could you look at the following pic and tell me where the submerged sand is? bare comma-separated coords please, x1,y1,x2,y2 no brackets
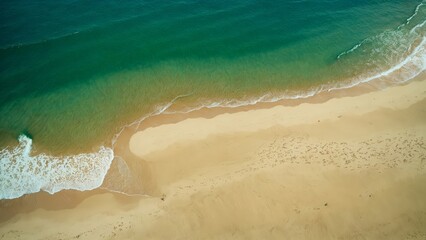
1,79,426,239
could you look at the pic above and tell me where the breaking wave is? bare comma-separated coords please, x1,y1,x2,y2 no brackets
0,135,114,200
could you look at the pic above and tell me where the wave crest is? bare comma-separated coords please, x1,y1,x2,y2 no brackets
0,135,114,200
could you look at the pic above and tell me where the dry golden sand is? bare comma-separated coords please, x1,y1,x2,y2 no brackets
1,80,426,239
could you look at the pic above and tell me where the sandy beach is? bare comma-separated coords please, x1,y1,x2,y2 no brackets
1,79,426,239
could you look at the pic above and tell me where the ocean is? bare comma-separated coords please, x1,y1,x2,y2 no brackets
0,0,425,199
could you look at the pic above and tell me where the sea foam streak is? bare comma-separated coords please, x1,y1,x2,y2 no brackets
0,135,114,199
401,2,425,28
329,36,426,91
336,38,369,59
338,1,425,60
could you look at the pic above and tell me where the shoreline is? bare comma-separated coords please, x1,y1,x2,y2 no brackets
2,67,421,155
0,75,426,239
129,76,426,157
1,74,425,206
112,72,426,155
1,75,425,239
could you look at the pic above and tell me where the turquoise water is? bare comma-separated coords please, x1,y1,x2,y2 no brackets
1,0,425,199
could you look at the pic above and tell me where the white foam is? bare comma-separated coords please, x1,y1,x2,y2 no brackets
0,135,114,200
329,36,426,91
111,93,193,147
401,2,424,28
161,29,425,114
113,86,320,135
410,19,426,34
339,2,425,60
164,88,320,114
337,38,369,59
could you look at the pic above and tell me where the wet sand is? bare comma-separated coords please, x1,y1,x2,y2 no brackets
1,79,426,239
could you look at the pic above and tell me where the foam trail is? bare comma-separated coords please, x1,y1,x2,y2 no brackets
112,86,320,144
337,38,369,59
340,1,425,60
163,88,320,115
329,36,426,91
99,187,149,197
111,93,192,147
410,19,426,34
164,39,426,117
0,135,114,200
399,2,424,28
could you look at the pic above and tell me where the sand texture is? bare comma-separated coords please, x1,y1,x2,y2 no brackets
1,80,426,239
